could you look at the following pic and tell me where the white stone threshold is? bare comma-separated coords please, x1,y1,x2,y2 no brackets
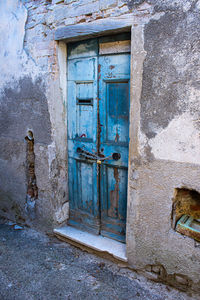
54,226,127,262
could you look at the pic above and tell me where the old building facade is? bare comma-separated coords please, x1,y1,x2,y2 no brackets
0,0,200,293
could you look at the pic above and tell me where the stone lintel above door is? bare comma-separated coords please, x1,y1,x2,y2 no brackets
54,16,132,43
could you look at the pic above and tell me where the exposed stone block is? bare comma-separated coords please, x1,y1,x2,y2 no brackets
53,2,99,20
64,17,76,25
118,0,127,8
151,265,162,274
137,2,152,10
65,0,97,4
64,0,77,3
144,270,158,280
145,264,167,279
52,0,64,4
174,274,190,286
100,0,117,10
145,265,152,272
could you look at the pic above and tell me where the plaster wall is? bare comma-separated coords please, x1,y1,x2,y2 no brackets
0,0,200,293
0,0,68,228
127,3,200,292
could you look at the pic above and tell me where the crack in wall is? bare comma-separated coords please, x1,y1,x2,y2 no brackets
25,130,38,219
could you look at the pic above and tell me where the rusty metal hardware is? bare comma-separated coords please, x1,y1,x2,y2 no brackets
77,147,121,162
77,147,97,160
112,153,121,160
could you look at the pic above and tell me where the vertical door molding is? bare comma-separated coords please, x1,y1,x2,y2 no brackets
126,25,146,261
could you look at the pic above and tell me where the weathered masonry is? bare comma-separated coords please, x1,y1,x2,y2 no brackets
0,0,200,295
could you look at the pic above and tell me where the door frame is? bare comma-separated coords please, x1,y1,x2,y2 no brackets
56,20,145,251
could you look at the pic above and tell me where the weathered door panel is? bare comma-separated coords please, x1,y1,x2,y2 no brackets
67,36,130,242
67,39,100,234
99,54,130,242
100,165,128,242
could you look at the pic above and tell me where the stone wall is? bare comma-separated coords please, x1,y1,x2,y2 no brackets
126,1,200,293
0,0,200,294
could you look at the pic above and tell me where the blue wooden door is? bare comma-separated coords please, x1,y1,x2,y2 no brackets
67,35,130,242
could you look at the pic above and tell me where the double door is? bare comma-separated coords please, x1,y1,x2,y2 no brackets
67,34,130,242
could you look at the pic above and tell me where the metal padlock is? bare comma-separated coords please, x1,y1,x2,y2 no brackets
97,160,101,165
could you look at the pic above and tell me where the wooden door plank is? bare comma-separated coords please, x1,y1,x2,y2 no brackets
99,53,130,243
67,40,100,234
99,40,131,55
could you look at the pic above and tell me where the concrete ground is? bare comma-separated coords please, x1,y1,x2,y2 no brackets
0,222,198,300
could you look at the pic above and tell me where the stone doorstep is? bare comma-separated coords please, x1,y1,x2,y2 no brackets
53,226,127,262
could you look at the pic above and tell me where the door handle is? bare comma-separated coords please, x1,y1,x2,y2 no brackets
77,147,121,162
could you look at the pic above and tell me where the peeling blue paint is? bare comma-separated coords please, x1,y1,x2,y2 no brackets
67,36,130,242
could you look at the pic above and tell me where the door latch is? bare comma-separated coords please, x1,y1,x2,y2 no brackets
77,147,121,162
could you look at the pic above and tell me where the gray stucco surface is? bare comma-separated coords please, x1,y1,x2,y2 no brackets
0,76,51,144
141,9,200,138
0,138,26,221
122,0,146,9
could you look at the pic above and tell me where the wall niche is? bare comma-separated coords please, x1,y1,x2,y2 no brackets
172,188,200,242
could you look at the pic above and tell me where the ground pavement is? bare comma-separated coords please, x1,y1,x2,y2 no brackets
0,222,198,300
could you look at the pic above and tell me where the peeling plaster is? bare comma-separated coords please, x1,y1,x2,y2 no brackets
0,0,39,88
55,202,69,223
48,142,57,174
149,113,200,164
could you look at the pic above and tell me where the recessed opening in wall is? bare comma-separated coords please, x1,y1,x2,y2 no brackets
172,188,200,242
25,130,38,220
